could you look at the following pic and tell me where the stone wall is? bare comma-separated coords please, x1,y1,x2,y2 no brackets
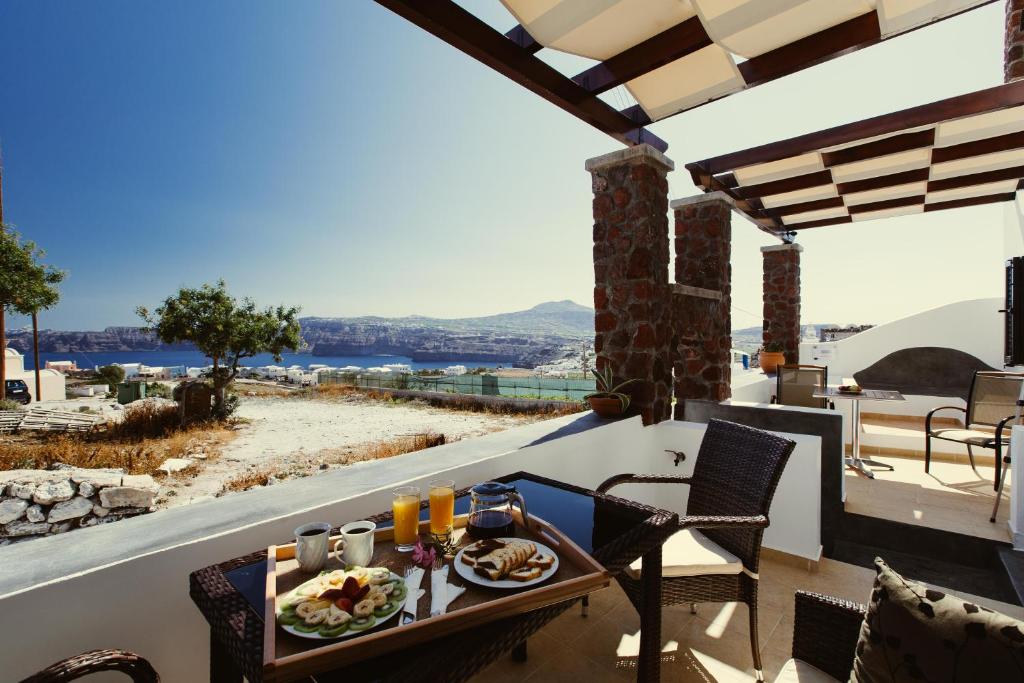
671,195,732,416
1007,0,1024,82
762,244,803,363
588,145,675,425
0,469,157,543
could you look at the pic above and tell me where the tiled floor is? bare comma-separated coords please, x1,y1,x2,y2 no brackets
469,555,1024,682
843,453,1012,542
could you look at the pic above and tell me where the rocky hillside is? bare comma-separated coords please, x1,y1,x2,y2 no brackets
5,301,595,368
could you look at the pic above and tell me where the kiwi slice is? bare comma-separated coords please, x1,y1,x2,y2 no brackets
277,611,302,626
373,601,397,618
390,583,407,601
348,615,377,632
318,622,349,638
293,620,321,633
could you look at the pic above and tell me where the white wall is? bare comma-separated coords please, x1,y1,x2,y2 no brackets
1003,191,1024,261
799,298,1003,420
0,414,822,681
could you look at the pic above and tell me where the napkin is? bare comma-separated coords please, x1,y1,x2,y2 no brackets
429,565,467,616
430,565,448,617
401,567,425,625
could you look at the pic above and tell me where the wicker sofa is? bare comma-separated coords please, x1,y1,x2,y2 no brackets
774,591,866,682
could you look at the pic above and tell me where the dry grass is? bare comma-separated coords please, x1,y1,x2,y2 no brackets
0,403,237,475
220,432,447,493
297,383,583,417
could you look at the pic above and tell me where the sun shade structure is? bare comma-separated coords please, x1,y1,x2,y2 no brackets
375,0,994,151
685,80,1024,235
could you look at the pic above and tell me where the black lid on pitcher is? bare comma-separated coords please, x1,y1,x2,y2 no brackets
471,481,515,496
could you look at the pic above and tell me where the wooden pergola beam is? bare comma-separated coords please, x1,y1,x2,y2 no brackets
375,0,667,151
571,17,711,95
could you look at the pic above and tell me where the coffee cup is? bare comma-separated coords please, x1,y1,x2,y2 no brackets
294,522,332,573
333,520,376,566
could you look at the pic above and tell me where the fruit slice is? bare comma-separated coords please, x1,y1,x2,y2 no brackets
277,611,302,626
348,615,377,631
318,622,349,638
373,601,398,618
390,583,407,601
292,620,321,633
333,597,353,614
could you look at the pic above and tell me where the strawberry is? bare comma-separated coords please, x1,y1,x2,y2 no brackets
333,597,353,614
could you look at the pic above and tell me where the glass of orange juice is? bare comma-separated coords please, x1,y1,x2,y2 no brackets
428,479,455,538
392,486,421,552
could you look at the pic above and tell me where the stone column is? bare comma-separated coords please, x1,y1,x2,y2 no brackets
670,193,732,418
588,145,674,425
1007,0,1024,82
761,243,803,364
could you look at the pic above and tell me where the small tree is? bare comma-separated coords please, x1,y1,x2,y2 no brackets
96,365,126,391
0,226,65,400
137,281,301,416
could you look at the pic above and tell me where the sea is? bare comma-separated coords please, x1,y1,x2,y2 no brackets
25,350,502,373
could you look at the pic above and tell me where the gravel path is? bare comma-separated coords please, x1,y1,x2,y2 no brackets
160,396,534,506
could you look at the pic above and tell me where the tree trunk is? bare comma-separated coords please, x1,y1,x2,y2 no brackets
32,311,41,401
0,306,6,401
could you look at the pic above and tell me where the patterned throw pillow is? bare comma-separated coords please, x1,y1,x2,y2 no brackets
850,558,1024,682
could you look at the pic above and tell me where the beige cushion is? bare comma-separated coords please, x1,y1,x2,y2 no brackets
771,658,840,683
624,528,743,580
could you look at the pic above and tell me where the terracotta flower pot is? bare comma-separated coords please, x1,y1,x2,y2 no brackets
759,351,786,374
588,396,625,418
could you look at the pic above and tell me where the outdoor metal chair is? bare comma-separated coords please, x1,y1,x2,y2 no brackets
771,364,834,409
20,649,159,683
597,418,796,682
925,371,1024,522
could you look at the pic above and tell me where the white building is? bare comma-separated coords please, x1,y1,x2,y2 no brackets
382,363,412,374
444,365,467,376
3,347,65,403
113,362,142,379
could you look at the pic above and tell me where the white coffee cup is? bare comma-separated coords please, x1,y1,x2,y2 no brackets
294,522,332,573
333,520,376,567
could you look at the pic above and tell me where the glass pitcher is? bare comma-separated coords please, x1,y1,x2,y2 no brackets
466,481,529,540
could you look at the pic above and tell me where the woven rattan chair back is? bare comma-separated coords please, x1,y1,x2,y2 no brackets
967,371,1024,428
776,364,828,409
686,419,796,572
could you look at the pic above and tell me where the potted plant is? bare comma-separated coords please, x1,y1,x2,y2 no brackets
584,366,638,418
759,341,786,374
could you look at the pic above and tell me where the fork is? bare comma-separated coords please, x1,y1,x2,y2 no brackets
432,556,443,571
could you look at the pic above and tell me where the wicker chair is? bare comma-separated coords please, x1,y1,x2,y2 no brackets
597,418,796,682
771,364,834,410
20,649,159,683
774,591,866,682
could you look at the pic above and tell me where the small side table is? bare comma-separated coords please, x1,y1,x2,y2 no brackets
814,387,905,479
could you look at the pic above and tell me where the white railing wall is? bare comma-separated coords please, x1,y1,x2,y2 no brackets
0,414,821,681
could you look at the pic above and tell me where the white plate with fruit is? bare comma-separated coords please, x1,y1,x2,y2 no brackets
276,566,407,639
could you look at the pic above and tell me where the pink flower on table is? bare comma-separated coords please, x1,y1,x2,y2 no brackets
412,537,436,568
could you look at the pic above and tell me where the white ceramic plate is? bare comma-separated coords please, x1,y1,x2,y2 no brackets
453,539,559,589
278,571,405,640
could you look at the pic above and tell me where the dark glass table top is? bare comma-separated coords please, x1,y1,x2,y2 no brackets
225,473,647,616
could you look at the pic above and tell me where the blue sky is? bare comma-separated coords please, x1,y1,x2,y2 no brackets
0,1,1008,331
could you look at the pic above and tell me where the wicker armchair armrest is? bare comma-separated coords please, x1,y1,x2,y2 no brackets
679,514,769,529
21,649,160,683
596,473,692,494
791,591,866,681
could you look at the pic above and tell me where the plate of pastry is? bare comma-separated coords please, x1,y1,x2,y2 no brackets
453,538,559,589
276,566,407,639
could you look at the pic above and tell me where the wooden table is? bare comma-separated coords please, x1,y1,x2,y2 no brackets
189,471,678,682
814,387,905,478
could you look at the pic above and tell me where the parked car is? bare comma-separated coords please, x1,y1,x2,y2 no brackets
4,379,31,405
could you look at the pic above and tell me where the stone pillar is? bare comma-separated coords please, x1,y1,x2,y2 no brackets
588,145,674,425
761,243,803,364
1007,0,1024,82
670,193,732,418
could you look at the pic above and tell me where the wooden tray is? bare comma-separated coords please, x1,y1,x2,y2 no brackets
262,511,608,682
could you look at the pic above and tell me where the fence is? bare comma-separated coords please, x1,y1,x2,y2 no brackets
320,371,595,402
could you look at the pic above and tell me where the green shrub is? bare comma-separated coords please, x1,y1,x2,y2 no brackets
0,399,25,411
